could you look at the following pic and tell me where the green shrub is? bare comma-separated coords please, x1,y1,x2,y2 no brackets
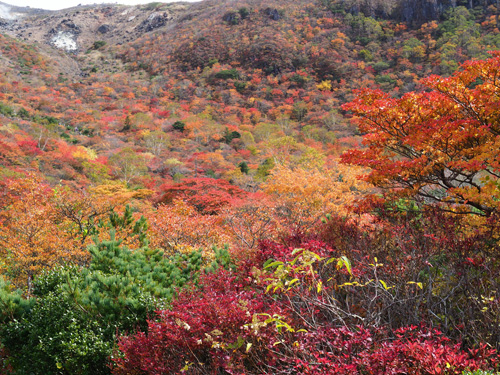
238,161,249,174
91,40,106,50
291,101,308,121
372,61,391,73
17,107,30,119
290,73,308,87
222,11,240,25
256,158,275,180
215,68,240,80
375,74,397,86
222,127,241,144
0,235,233,375
0,103,13,117
238,7,250,19
358,49,373,61
172,120,185,132
234,81,246,93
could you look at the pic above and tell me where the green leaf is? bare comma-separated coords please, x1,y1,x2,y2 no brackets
291,248,304,255
264,261,284,269
290,255,300,266
310,252,322,260
325,257,336,265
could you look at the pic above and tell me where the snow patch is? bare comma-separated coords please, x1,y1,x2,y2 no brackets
50,31,78,52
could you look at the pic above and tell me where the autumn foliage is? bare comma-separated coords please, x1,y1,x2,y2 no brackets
342,51,500,216
0,174,90,290
1,0,500,373
156,178,249,215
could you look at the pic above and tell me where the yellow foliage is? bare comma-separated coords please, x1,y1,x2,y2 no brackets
317,80,333,91
72,146,97,161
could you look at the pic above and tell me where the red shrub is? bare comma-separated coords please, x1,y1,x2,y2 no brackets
113,269,286,374
155,178,248,215
290,326,498,375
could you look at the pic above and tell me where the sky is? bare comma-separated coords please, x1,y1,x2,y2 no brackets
2,0,198,11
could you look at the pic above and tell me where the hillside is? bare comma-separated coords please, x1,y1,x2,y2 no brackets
1,1,500,374
0,0,499,190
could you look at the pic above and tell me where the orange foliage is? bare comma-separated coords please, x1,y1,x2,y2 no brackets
147,200,230,258
0,175,87,290
263,161,372,232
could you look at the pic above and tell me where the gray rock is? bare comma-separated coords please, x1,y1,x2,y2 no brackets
97,24,110,33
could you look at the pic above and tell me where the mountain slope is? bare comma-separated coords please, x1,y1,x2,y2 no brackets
0,0,499,190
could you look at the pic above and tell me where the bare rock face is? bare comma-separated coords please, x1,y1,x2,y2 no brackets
136,12,170,33
397,0,440,25
0,2,190,79
0,2,189,53
395,0,500,24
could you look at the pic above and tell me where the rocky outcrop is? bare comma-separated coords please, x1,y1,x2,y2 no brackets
263,8,281,21
395,0,499,24
97,24,110,34
0,2,188,54
332,0,499,24
136,12,170,33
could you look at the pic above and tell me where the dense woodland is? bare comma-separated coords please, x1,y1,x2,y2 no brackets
1,0,500,373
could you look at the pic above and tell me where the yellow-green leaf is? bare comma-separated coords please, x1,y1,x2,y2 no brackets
340,255,352,275
407,281,423,289
380,280,392,290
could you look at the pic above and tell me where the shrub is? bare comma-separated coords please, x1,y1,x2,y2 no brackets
238,161,249,174
238,7,250,19
172,120,185,132
214,68,240,80
91,40,106,50
113,269,286,374
234,81,246,93
155,177,248,215
0,103,13,117
358,49,373,61
113,240,500,374
288,326,499,375
289,73,308,87
222,11,240,25
223,127,241,144
0,237,232,375
372,61,391,73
